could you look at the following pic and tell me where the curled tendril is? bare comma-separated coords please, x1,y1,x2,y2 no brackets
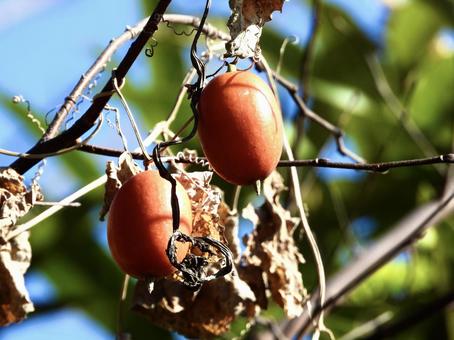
175,150,210,168
163,19,197,37
151,0,233,290
166,231,233,290
145,38,158,57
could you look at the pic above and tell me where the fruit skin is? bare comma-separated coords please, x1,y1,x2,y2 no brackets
107,170,192,278
198,70,283,186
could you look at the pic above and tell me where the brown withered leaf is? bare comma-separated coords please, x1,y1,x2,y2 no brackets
133,269,256,339
99,152,142,221
218,201,241,261
174,171,224,242
0,232,34,325
241,171,306,318
0,168,41,325
226,0,286,58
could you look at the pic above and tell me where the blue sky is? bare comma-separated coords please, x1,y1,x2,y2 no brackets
0,0,389,339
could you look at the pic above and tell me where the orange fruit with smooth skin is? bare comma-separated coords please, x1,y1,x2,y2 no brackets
198,70,283,185
107,170,192,278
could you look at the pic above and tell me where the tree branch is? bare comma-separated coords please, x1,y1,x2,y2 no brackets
10,0,173,175
76,144,454,172
282,191,454,337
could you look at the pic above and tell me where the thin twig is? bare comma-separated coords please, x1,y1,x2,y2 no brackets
74,145,454,171
338,311,393,340
0,115,104,159
117,274,130,340
276,36,299,77
112,76,151,161
288,84,365,163
363,291,454,339
165,68,197,123
5,175,108,242
162,14,230,41
284,132,333,340
290,0,321,170
227,185,242,261
33,201,81,207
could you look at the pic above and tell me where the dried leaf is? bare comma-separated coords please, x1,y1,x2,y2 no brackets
219,202,241,261
226,0,286,58
242,171,306,318
174,171,224,242
99,152,142,221
133,269,256,338
0,232,34,325
0,168,40,325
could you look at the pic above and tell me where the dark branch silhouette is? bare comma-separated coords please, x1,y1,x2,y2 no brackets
77,144,453,172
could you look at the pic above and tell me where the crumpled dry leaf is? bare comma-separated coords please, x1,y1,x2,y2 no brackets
241,171,306,318
174,171,224,242
226,0,286,58
99,152,142,221
0,168,41,325
0,232,34,326
219,201,241,261
134,270,256,338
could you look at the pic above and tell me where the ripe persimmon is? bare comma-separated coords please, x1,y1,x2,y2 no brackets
198,70,283,186
107,170,192,278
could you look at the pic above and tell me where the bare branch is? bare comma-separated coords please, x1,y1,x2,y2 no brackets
162,14,230,41
5,175,108,242
75,145,454,172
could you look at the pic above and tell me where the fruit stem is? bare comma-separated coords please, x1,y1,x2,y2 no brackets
227,63,237,72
